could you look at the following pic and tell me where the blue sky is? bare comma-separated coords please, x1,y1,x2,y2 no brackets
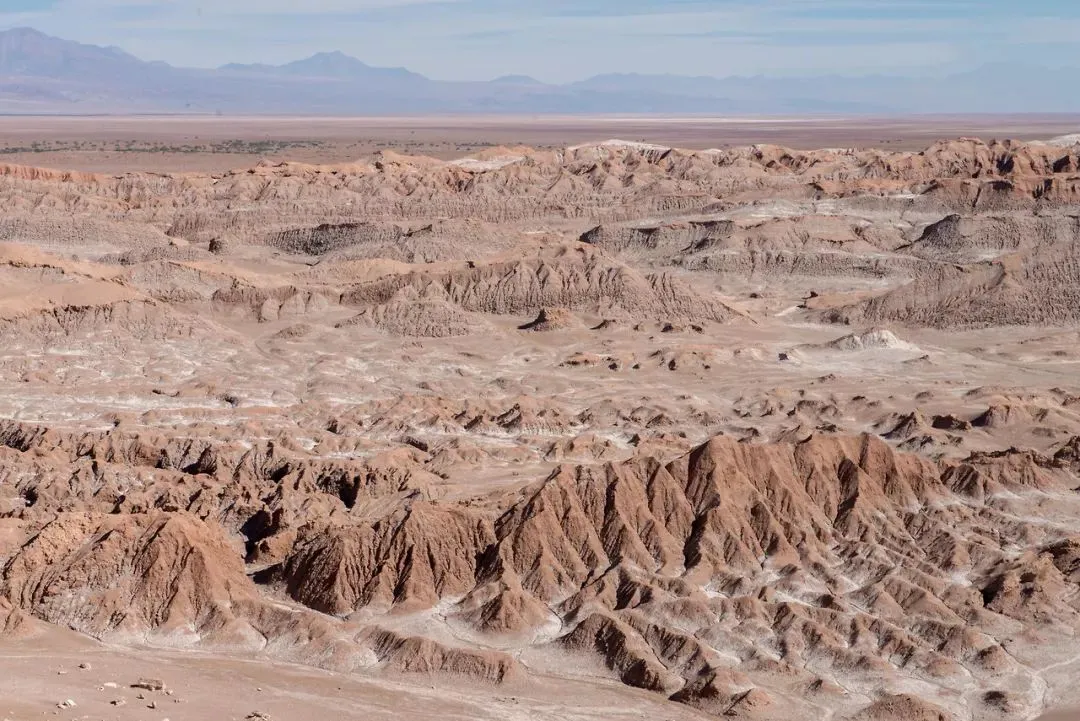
1,0,1078,82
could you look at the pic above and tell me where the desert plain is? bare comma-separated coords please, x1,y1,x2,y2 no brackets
0,115,1079,721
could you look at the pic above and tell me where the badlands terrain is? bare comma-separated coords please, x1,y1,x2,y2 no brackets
1,120,1080,720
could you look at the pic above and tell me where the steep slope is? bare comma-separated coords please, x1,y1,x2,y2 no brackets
1,429,1077,719
2,133,1080,721
828,242,1080,328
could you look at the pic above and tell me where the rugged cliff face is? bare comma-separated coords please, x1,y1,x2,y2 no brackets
2,423,1079,719
2,136,1080,719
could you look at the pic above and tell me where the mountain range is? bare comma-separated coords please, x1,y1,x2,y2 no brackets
0,27,1076,115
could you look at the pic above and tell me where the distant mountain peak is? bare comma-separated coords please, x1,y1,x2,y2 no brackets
282,51,370,75
3,26,44,37
309,50,352,61
0,25,149,79
216,49,425,83
492,75,545,85
0,26,1072,115
294,50,365,65
250,50,421,82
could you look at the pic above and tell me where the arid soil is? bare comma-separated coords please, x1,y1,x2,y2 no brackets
2,126,1080,720
1,114,1080,171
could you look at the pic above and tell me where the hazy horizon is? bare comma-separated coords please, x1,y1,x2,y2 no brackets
1,0,1078,84
1,18,1078,115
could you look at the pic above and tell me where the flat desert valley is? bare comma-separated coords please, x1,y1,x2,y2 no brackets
1,115,1080,721
1,114,1080,171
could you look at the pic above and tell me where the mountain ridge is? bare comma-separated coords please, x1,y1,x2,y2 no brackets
0,27,1076,114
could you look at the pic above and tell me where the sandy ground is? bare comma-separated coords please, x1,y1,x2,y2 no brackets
0,627,714,721
0,114,1076,172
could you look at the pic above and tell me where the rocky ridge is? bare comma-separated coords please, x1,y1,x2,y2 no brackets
1,136,1080,719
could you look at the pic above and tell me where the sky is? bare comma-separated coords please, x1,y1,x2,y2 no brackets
0,0,1078,82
